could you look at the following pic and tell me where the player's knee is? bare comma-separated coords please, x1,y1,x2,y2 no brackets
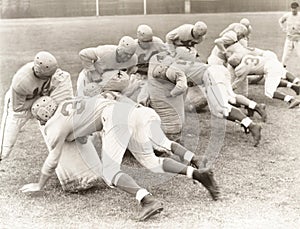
102,166,122,187
140,155,165,173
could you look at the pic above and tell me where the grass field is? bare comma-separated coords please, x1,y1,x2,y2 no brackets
0,12,300,228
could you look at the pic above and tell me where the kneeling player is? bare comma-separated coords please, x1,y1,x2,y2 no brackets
20,95,220,221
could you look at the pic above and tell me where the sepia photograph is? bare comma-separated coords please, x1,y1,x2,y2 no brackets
0,0,299,228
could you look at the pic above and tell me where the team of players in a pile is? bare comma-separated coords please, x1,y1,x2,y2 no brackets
1,18,300,221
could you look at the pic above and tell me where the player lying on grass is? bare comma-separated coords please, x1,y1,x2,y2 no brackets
227,51,300,109
77,36,138,96
148,48,264,147
20,95,220,221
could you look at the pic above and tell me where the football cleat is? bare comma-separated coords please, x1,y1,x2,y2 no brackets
289,99,300,109
249,123,262,147
255,103,267,122
194,168,220,201
137,195,163,221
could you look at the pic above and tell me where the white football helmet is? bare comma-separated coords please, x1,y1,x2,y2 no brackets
240,18,250,27
118,36,137,55
31,96,58,123
33,51,58,78
193,21,207,37
233,24,248,39
152,64,167,79
175,47,197,61
99,70,130,92
137,24,153,42
227,54,243,67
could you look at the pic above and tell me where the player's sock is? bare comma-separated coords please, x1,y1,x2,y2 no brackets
162,158,188,174
284,95,294,103
291,84,300,95
170,142,194,163
113,172,144,196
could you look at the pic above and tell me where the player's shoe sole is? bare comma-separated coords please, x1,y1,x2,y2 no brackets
249,123,262,147
289,99,300,109
137,200,163,221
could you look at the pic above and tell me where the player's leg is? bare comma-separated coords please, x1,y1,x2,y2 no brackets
234,94,267,122
54,139,103,192
101,105,163,221
272,91,300,109
227,107,261,147
128,117,220,200
0,90,31,160
264,66,300,107
203,67,261,146
281,39,293,68
278,79,300,95
285,71,300,84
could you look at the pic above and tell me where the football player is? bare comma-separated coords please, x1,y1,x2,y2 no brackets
135,24,167,75
0,51,58,161
165,21,207,56
151,47,264,147
228,51,300,108
207,23,248,66
139,52,187,143
0,52,103,192
219,18,252,47
279,1,300,68
20,95,220,221
77,36,138,96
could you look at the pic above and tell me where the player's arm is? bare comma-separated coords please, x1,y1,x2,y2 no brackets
165,30,179,55
137,82,150,106
219,24,233,37
166,67,188,97
278,14,288,32
11,88,37,112
20,130,68,193
79,47,98,72
231,65,249,90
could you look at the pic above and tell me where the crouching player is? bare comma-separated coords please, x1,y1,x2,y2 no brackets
151,48,264,147
20,95,220,221
0,51,102,192
227,51,300,108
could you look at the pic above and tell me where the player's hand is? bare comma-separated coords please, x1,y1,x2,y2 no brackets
20,183,42,193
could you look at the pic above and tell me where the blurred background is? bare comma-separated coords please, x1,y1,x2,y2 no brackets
0,0,292,19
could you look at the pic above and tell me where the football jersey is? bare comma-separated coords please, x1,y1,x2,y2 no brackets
79,45,138,74
235,55,265,77
225,42,264,59
166,24,204,47
147,54,185,135
220,23,251,38
169,59,209,86
135,37,166,73
11,62,51,112
44,96,116,147
279,13,300,40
